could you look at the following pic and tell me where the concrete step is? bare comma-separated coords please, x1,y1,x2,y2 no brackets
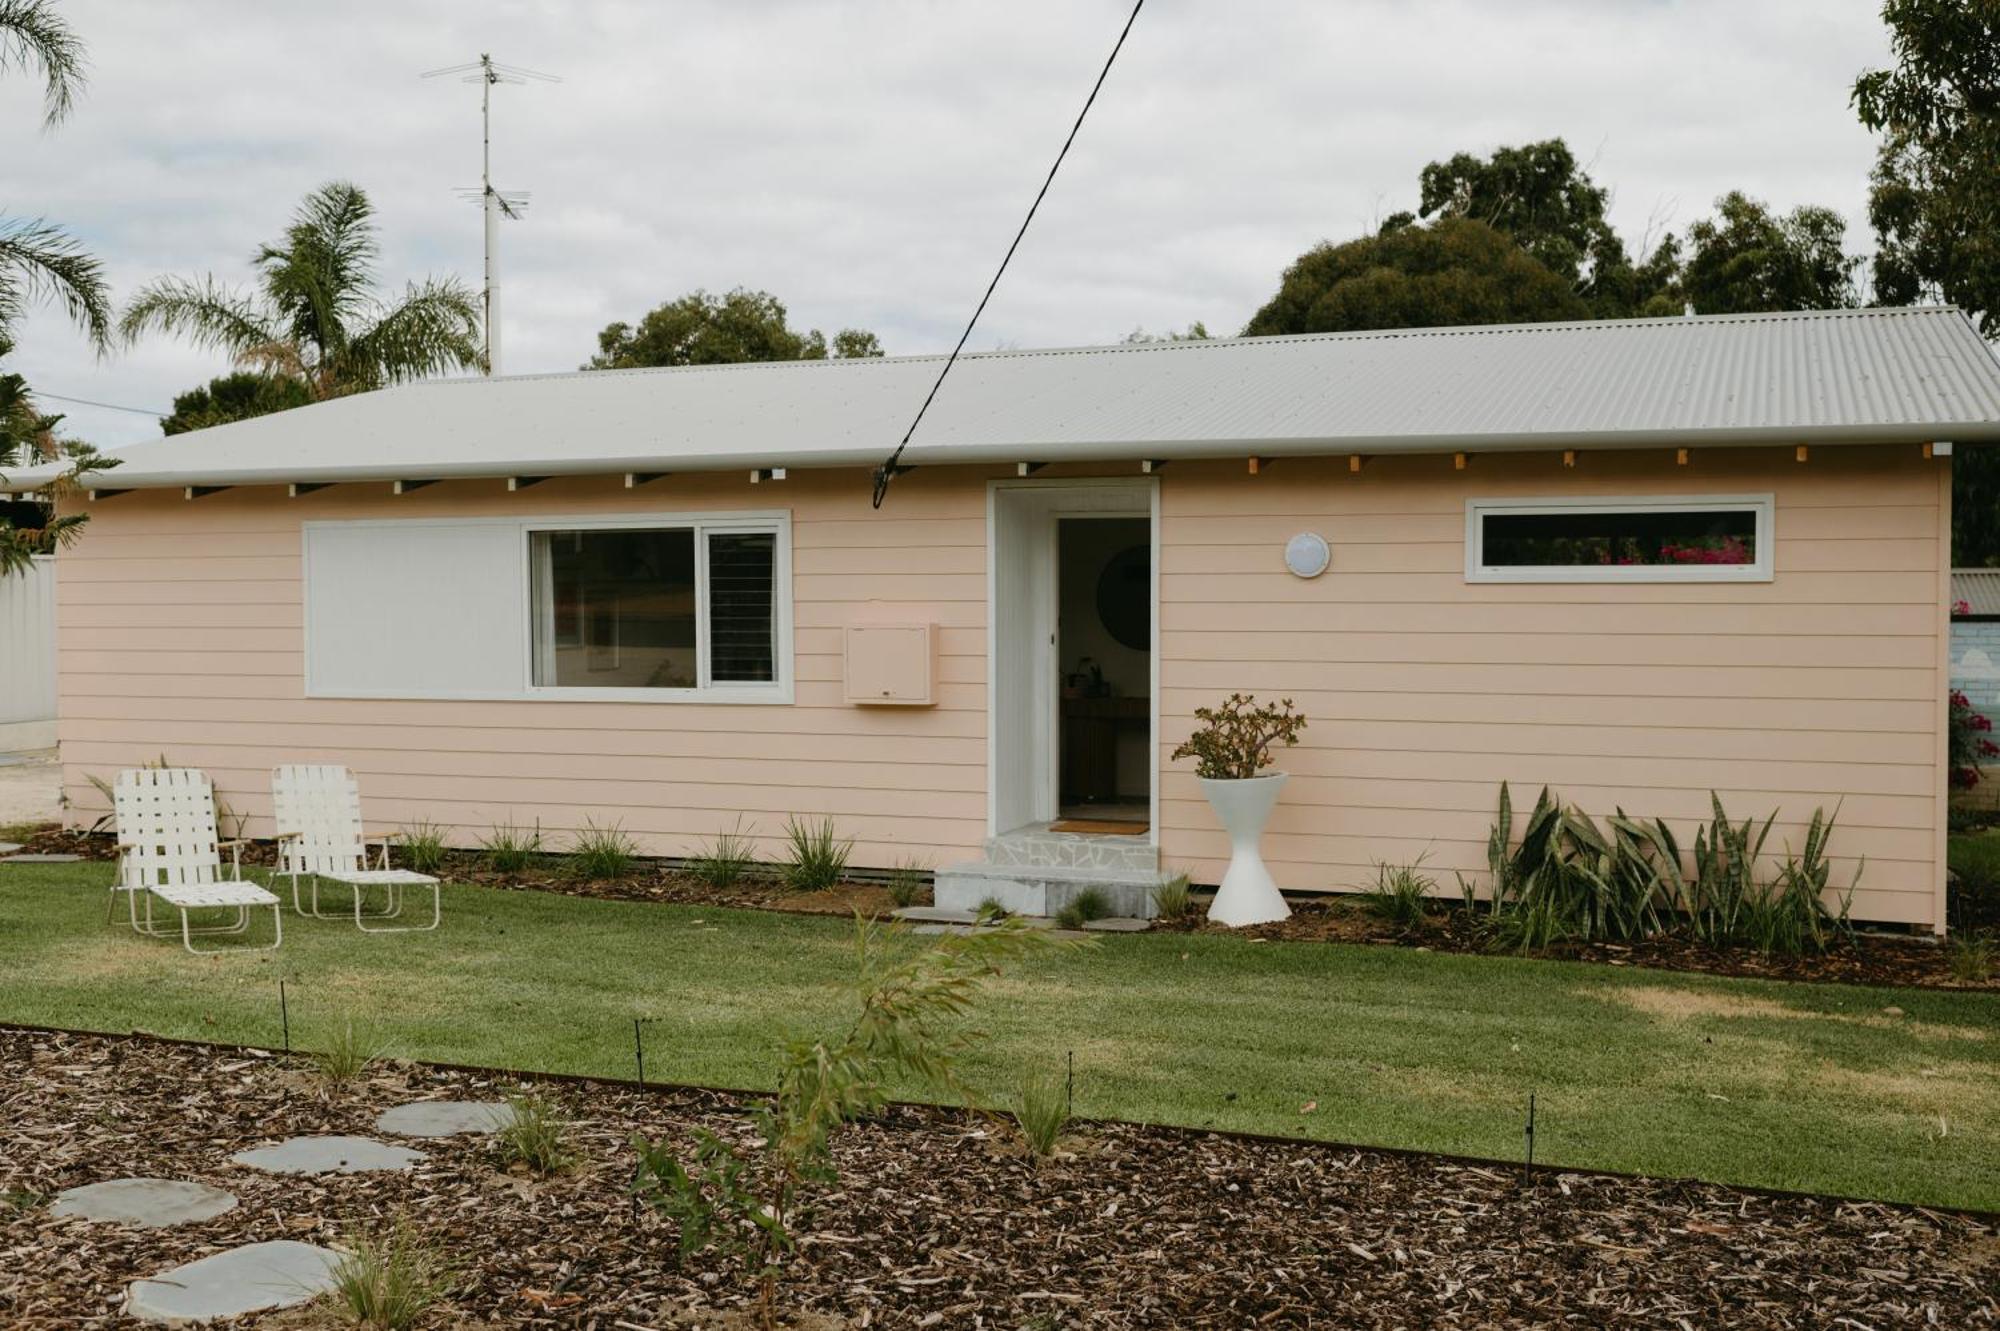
983,826,1157,873
935,859,1169,920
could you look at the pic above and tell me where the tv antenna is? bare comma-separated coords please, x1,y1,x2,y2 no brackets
422,53,560,376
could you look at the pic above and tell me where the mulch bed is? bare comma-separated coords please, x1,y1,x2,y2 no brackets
15,824,1993,990
3,1025,1994,1329
1155,896,2000,992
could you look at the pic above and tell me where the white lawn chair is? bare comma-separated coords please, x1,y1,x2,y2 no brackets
109,768,282,954
271,764,440,933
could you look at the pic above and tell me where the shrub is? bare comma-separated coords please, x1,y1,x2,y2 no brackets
1742,808,1855,955
480,819,542,874
1465,784,1857,956
1171,693,1307,780
1014,1063,1071,1158
568,817,637,881
1683,795,1775,945
314,1017,387,1086
396,821,449,875
1949,689,2000,789
885,858,928,909
687,820,757,890
1949,932,1994,983
1055,888,1113,929
780,815,852,892
1151,873,1194,923
495,1091,575,1176
1947,837,2000,934
1365,858,1436,931
1466,785,1673,951
327,1218,455,1330
976,896,1010,921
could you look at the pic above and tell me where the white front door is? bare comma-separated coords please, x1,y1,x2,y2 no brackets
988,478,1154,837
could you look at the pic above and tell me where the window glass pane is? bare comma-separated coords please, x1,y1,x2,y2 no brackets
707,531,777,683
532,528,696,687
1481,508,1757,568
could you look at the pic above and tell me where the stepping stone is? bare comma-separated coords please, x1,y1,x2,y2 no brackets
0,841,22,854
126,1239,341,1324
892,905,980,924
0,852,82,863
51,1177,237,1228
910,922,1093,939
230,1134,423,1175
1084,916,1151,933
375,1100,517,1138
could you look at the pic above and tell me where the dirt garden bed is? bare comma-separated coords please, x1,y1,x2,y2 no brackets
13,823,1993,990
1159,894,2000,991
2,1025,1994,1329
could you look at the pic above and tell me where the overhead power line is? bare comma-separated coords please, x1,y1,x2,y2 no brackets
32,390,168,417
871,0,1146,509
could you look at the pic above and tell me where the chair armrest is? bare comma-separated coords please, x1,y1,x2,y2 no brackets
217,838,253,849
218,838,249,880
273,830,302,842
367,830,406,844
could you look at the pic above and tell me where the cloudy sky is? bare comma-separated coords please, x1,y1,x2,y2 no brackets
6,0,1897,448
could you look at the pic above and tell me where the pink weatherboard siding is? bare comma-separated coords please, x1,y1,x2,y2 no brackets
55,443,1950,930
1157,446,1947,931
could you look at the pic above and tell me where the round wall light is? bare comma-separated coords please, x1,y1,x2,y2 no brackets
1284,531,1331,579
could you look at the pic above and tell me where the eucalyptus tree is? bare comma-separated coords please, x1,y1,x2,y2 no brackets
121,181,484,400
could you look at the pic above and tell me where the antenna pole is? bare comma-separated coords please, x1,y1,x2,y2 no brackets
481,53,500,376
424,51,557,379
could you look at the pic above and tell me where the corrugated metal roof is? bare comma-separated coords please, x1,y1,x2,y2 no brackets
1953,569,2000,617
6,305,1998,493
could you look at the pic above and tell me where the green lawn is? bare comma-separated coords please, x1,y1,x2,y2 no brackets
1,861,1995,1210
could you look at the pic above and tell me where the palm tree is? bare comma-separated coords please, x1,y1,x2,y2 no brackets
0,1,113,580
0,0,111,347
122,181,484,399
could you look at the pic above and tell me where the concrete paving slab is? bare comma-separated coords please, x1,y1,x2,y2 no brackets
126,1239,340,1323
909,922,1092,939
51,1178,237,1228
1083,917,1151,933
0,852,81,863
375,1100,517,1138
230,1134,423,1175
892,906,980,924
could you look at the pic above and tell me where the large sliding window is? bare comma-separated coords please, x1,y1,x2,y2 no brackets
1465,495,1774,583
304,511,790,703
529,517,786,696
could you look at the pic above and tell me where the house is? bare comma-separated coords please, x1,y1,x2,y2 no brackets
1951,568,2000,715
0,554,56,752
8,306,2000,932
1950,569,2000,801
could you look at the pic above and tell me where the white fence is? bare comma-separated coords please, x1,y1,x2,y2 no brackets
0,555,56,750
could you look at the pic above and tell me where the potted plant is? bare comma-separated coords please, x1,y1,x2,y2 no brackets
1171,693,1306,926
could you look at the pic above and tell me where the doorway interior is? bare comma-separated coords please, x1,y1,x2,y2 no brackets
1056,515,1150,828
988,479,1155,840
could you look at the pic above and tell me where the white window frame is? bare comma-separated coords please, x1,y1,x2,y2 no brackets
1464,493,1775,584
523,511,792,704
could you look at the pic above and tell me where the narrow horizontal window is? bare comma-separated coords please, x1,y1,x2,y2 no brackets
1466,496,1773,583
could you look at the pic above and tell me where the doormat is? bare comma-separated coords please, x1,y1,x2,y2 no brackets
1048,819,1149,836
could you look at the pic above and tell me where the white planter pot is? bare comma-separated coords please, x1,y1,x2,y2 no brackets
1198,773,1291,927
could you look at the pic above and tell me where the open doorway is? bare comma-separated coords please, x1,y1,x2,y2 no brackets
1055,516,1150,831
989,479,1154,840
